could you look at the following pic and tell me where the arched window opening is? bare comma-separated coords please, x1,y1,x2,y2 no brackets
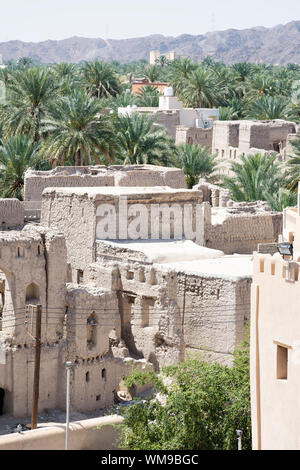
25,283,40,304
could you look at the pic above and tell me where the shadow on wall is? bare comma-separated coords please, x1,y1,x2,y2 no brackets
0,388,4,415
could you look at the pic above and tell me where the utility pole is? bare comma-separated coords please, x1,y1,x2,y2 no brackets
31,304,42,430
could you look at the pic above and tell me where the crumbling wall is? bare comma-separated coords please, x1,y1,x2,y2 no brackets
41,187,205,275
204,203,282,254
0,199,24,230
175,126,213,146
0,225,67,417
178,272,251,364
85,255,184,370
92,241,251,368
25,165,187,201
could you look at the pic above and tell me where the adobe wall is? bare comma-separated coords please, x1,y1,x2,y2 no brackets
204,203,282,254
24,165,187,202
155,110,180,139
93,242,251,367
86,254,184,370
41,186,205,275
0,199,24,230
212,120,297,175
0,226,150,417
175,126,213,147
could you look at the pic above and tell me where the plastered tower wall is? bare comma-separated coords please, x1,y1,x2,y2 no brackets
251,253,300,449
251,184,300,449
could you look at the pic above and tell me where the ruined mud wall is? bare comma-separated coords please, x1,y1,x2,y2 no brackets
0,199,24,230
177,272,251,364
175,126,213,146
25,165,187,201
93,242,251,368
204,206,283,254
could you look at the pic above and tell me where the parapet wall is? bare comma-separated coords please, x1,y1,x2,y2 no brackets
0,415,123,450
24,165,187,201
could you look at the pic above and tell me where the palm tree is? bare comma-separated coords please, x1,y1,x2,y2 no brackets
218,107,240,121
41,90,119,166
246,95,291,120
174,144,218,188
2,67,58,141
264,187,297,212
51,62,82,95
136,85,160,107
285,138,300,192
17,57,34,69
141,65,161,83
223,152,283,202
231,63,254,83
81,60,121,99
0,135,42,199
113,112,174,165
181,67,220,108
168,58,197,94
245,73,276,99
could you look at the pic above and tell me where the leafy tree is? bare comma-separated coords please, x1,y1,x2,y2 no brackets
113,112,174,165
223,152,283,202
0,135,45,199
41,90,118,166
218,106,240,120
117,333,251,450
174,144,218,188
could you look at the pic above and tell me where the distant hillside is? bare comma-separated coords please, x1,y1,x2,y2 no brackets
0,21,300,65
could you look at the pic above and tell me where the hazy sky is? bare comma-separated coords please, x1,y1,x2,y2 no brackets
0,0,299,42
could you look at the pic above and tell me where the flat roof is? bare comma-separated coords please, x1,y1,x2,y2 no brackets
99,239,224,263
42,186,200,199
158,255,253,281
97,239,253,280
